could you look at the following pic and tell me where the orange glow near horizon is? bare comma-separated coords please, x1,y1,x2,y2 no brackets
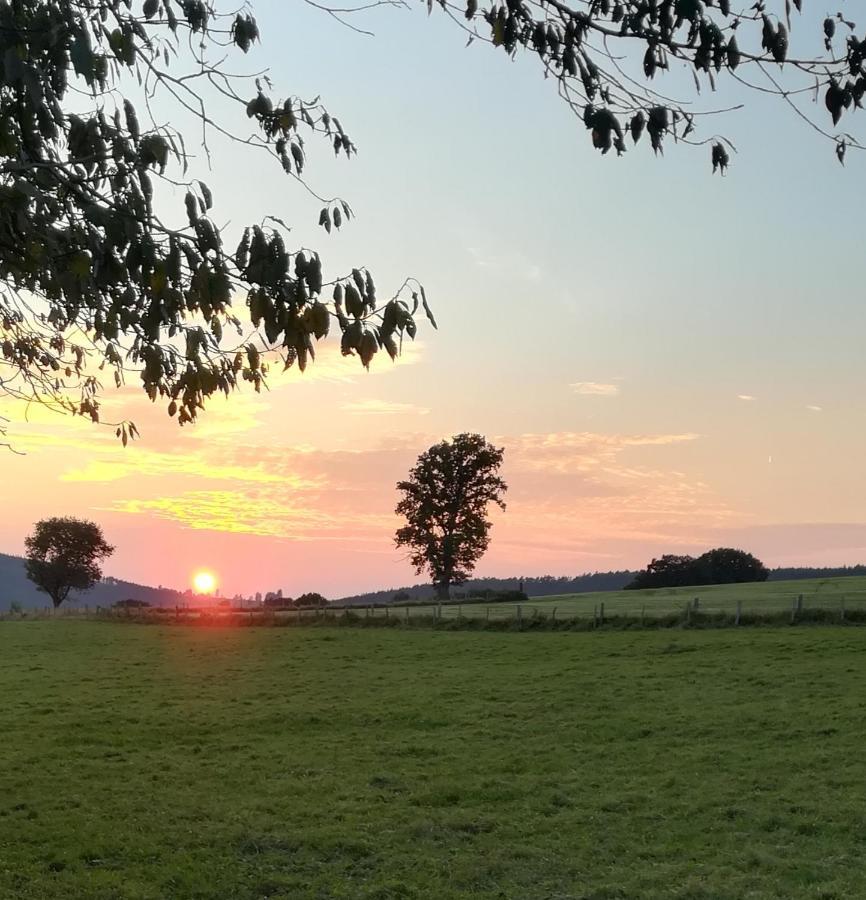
192,571,217,594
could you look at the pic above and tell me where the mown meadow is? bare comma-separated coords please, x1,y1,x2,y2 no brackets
435,574,866,621
2,620,866,899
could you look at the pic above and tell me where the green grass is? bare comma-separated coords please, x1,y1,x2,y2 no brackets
427,574,866,621
3,621,866,899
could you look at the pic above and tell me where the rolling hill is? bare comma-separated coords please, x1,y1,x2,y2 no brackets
0,553,188,611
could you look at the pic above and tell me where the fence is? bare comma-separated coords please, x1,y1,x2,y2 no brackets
4,593,866,630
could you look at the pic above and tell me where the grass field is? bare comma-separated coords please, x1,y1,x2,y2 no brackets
431,574,866,621
289,575,866,623
10,575,866,625
2,621,866,899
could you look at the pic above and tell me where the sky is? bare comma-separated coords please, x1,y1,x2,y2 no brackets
2,1,866,598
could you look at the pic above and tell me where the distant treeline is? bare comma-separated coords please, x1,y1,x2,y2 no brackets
337,566,866,606
768,565,866,581
336,572,638,606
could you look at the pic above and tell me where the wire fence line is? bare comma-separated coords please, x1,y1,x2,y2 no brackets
4,592,866,629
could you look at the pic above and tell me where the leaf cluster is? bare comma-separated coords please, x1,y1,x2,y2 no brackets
0,0,429,438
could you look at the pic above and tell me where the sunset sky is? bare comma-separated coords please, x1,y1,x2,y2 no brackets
2,1,865,599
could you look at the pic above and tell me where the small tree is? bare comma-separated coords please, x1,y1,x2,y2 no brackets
395,433,507,601
113,598,149,610
626,548,769,589
24,517,114,608
692,548,769,585
263,592,293,609
624,554,697,590
296,592,327,608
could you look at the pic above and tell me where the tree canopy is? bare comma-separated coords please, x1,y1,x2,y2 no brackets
1,1,861,441
625,547,769,589
295,591,328,608
0,0,432,441
395,433,507,599
24,516,114,607
455,0,866,168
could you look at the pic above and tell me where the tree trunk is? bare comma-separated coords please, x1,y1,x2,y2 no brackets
435,581,451,601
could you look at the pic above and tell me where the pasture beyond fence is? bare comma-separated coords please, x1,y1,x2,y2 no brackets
4,591,866,630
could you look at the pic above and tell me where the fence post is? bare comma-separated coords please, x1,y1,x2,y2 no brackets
797,594,804,613
552,607,557,622
385,606,389,620
405,605,410,623
437,603,441,621
641,605,645,627
457,604,462,620
841,597,846,623
486,606,490,622
517,605,522,627
593,605,598,628
599,602,605,625
693,597,700,610
791,598,797,624
685,602,691,625
735,600,741,626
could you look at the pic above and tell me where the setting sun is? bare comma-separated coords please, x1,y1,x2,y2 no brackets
192,571,217,594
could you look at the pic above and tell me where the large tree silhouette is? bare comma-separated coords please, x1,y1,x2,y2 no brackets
25,517,114,607
395,433,507,600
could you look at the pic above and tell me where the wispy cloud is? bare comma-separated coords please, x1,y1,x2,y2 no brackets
112,489,393,541
503,431,700,475
341,399,430,416
95,429,721,561
806,405,822,413
479,430,738,567
737,394,756,402
61,448,323,488
570,382,620,397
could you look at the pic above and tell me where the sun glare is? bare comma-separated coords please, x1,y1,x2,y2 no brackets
192,571,217,594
